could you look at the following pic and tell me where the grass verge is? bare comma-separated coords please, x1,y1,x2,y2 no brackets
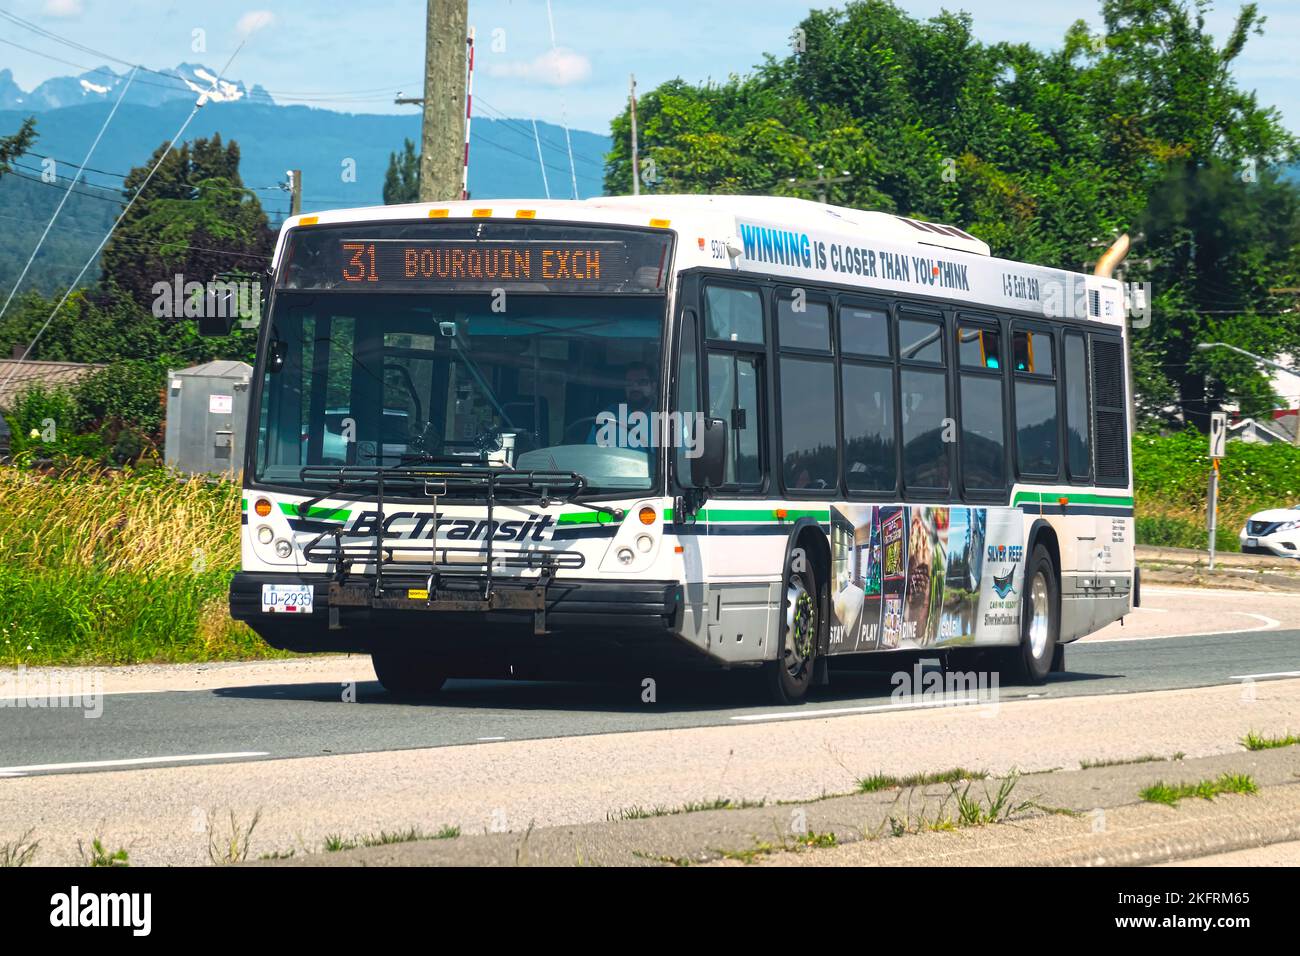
0,464,277,665
1140,773,1259,806
1242,731,1300,752
857,767,987,793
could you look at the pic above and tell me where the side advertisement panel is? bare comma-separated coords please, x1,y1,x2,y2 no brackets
830,505,1023,653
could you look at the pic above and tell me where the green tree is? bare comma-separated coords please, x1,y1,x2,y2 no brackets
602,0,1300,428
0,116,36,176
99,134,273,307
383,138,420,204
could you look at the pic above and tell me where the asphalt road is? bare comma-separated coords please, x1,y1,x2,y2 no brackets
2,587,1298,777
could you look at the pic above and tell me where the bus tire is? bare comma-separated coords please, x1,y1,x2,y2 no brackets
371,648,447,698
765,548,822,705
1008,544,1059,684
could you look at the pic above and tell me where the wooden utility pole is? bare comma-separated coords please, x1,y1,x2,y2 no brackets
629,74,639,197
419,0,469,202
287,169,302,216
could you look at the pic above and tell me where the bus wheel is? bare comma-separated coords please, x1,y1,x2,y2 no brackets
766,553,821,705
1008,544,1059,684
371,648,447,698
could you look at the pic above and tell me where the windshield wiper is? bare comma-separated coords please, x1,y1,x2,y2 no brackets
491,479,626,521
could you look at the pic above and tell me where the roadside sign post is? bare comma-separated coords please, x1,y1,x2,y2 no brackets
1208,412,1226,570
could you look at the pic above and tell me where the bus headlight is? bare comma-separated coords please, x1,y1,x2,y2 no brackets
274,539,294,559
616,546,635,565
257,525,274,545
636,534,654,553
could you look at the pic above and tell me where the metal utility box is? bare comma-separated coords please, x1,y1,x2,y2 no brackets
164,360,253,475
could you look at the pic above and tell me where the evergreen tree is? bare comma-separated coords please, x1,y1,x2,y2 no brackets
383,138,420,204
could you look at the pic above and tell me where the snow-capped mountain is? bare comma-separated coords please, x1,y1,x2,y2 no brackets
0,63,273,111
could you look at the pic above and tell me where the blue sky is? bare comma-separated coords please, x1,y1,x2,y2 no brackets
2,0,1298,136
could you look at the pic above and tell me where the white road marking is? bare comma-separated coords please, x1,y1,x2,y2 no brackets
476,736,506,741
0,751,269,777
1084,613,1281,644
732,695,993,722
1229,670,1300,681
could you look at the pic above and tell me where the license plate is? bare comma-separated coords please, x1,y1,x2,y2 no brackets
1248,537,1258,548
261,584,313,614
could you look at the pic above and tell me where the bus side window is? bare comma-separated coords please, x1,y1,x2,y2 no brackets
707,353,763,487
897,311,950,496
777,292,835,494
957,320,1006,493
1013,327,1060,479
703,284,766,488
1064,332,1090,481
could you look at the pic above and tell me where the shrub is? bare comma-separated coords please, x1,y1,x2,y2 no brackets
1133,430,1300,551
1,383,78,456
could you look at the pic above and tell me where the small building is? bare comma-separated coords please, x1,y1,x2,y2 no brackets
0,357,106,410
1229,409,1299,446
164,360,253,475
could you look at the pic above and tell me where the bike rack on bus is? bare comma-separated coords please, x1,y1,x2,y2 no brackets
295,464,589,634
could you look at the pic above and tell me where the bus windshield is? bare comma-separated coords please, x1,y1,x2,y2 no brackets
254,292,665,494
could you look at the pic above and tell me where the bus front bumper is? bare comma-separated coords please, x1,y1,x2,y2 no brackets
229,571,690,661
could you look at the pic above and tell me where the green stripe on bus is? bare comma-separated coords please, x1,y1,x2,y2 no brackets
1011,491,1134,507
557,507,830,526
278,502,351,521
557,511,617,526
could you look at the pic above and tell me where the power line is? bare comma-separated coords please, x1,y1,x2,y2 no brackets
0,42,247,395
474,96,604,171
0,66,138,326
0,212,271,262
3,167,126,205
8,161,124,196
20,150,132,182
544,0,579,199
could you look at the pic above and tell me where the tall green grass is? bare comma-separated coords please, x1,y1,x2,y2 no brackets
0,463,277,665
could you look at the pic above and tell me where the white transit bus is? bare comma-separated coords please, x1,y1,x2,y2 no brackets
223,196,1136,703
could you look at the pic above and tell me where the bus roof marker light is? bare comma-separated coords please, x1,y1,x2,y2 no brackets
650,218,671,229
298,216,318,226
472,208,493,218
429,209,450,218
516,209,536,219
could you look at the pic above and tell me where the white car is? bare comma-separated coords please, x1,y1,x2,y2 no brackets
1240,505,1300,559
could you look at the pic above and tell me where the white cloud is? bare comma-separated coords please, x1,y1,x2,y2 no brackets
487,47,591,87
236,11,275,37
42,0,83,17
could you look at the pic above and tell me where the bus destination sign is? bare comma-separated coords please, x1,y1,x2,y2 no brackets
342,241,608,285
278,223,672,294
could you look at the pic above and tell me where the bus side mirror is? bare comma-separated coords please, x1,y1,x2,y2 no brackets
690,417,727,489
198,313,236,337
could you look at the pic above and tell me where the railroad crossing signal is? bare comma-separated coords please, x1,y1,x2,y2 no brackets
1209,411,1226,458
